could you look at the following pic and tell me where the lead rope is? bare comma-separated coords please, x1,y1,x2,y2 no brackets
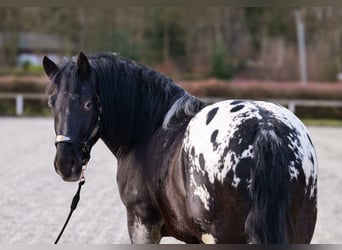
54,163,88,244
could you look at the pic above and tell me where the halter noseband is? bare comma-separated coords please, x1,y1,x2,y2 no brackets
55,95,102,161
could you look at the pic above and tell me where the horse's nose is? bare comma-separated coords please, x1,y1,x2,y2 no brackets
54,144,82,182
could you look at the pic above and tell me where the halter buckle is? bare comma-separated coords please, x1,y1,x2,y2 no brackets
81,142,90,153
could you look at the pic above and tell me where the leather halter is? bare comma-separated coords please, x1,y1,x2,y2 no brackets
55,95,102,162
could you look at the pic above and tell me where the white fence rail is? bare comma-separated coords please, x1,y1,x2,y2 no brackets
202,97,342,114
0,93,47,116
1,93,342,116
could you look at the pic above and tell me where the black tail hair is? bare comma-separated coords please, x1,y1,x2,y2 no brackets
245,129,291,243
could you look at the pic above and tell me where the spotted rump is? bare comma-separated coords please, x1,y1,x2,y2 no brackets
182,100,317,243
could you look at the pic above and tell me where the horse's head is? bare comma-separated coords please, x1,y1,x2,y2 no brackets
43,52,101,182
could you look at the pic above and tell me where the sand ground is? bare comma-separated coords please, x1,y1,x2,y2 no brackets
0,118,340,243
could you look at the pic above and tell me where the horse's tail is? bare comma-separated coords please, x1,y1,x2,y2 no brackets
245,129,291,244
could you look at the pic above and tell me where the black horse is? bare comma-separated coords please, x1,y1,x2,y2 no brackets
43,52,317,244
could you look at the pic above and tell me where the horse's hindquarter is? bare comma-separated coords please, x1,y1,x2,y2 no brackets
181,100,318,243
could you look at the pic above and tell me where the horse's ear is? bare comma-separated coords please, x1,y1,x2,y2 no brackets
42,56,58,79
77,52,90,78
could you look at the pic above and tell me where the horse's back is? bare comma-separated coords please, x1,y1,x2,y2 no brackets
181,100,317,243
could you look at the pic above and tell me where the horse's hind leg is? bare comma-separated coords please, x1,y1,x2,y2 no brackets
126,209,163,244
287,182,317,243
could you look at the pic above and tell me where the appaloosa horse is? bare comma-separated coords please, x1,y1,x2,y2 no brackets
43,52,317,244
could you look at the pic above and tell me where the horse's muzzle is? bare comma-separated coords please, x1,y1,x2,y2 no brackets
54,144,83,182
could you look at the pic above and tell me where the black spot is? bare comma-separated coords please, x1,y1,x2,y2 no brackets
228,117,259,156
199,153,206,170
191,146,196,158
231,100,244,105
231,154,236,166
235,158,253,180
230,104,244,113
309,154,314,165
206,107,219,125
210,130,219,150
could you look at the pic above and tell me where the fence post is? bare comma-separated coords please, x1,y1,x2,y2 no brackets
16,94,24,116
288,101,296,114
295,10,307,85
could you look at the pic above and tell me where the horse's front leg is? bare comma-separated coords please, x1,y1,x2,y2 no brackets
126,208,163,244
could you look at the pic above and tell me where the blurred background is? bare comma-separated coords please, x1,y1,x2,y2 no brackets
0,7,342,123
0,7,342,244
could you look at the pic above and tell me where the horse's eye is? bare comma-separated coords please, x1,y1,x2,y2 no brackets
84,101,92,110
48,95,56,108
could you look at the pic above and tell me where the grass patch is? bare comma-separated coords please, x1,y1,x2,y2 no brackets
302,119,342,127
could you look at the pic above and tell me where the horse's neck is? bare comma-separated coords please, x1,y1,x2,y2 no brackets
99,79,185,157
115,111,192,177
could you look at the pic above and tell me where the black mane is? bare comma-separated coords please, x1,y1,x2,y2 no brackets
86,53,204,156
